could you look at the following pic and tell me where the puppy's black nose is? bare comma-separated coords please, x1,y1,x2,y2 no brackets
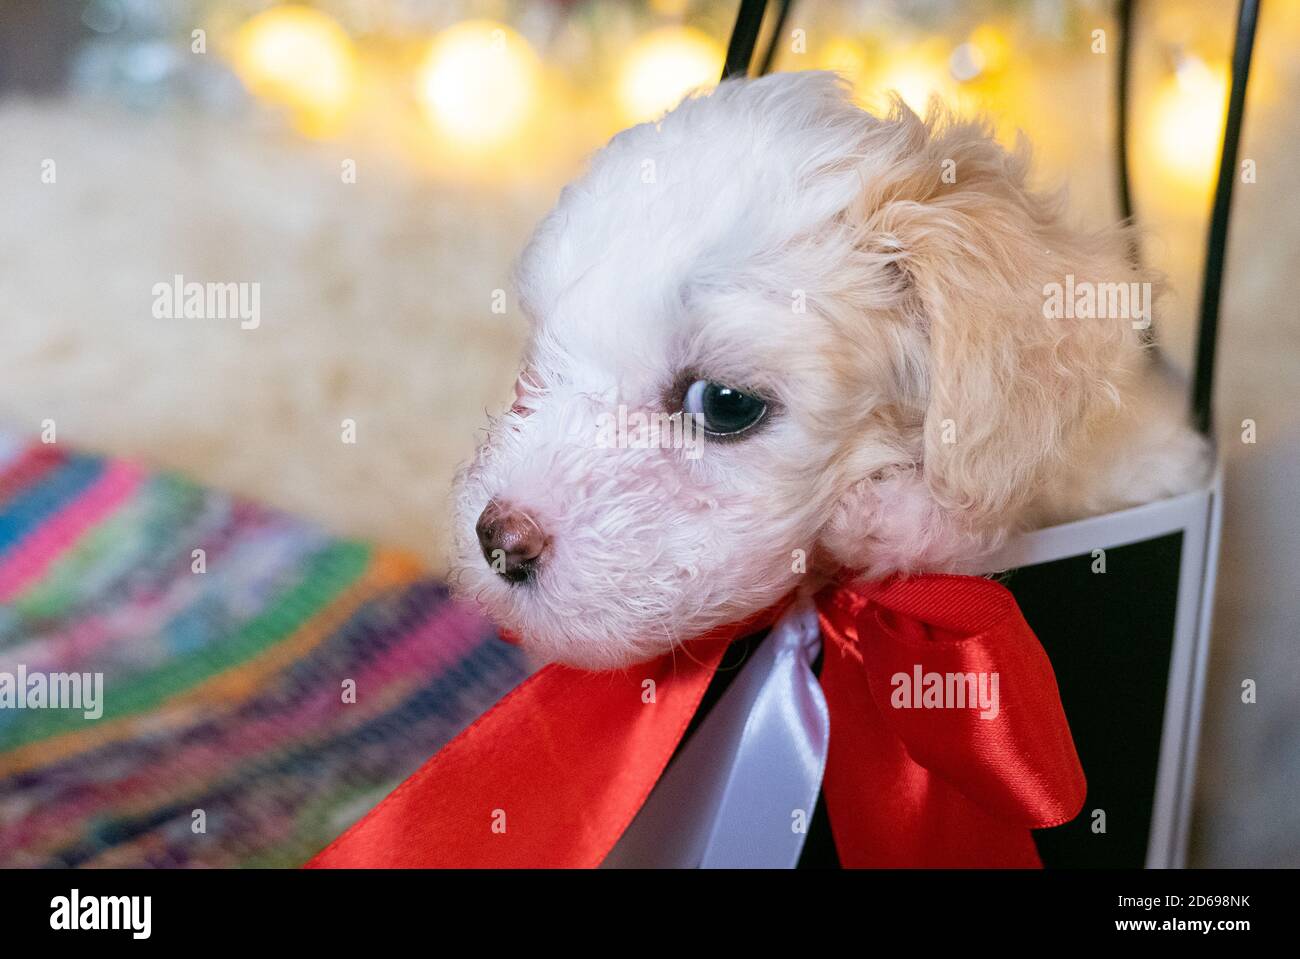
476,499,547,583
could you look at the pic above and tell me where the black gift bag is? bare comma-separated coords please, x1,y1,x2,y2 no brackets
606,0,1254,869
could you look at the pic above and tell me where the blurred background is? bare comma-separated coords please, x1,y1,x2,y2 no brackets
0,0,1295,866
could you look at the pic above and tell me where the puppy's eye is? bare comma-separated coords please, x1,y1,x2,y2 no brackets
683,380,767,436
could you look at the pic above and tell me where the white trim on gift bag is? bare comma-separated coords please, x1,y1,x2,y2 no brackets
1171,463,1224,868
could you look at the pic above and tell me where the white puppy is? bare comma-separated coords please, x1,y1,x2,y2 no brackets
452,72,1210,669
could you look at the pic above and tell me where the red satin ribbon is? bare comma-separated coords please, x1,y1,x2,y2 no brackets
817,575,1086,867
306,575,1084,869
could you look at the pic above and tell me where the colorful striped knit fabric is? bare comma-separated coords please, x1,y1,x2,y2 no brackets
0,433,528,867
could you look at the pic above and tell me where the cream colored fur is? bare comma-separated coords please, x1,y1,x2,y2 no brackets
452,73,1211,668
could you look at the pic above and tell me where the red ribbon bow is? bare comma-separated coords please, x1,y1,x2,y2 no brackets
306,574,1085,869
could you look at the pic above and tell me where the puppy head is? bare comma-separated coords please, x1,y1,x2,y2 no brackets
452,72,1142,669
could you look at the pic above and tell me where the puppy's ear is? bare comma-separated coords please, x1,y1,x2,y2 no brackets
857,106,1144,528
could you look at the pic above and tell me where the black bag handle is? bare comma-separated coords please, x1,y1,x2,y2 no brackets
721,0,793,80
1119,1,1262,434
1189,0,1261,435
1115,0,1139,264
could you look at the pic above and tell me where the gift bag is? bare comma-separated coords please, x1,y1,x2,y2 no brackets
605,0,1255,870
606,467,1223,868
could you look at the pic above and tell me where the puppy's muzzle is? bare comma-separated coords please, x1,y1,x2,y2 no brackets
476,498,547,583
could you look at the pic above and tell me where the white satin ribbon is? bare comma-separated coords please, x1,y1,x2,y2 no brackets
603,600,829,868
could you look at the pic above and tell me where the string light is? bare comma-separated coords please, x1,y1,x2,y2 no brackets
817,37,956,114
876,41,954,114
817,37,870,90
648,0,691,15
416,20,542,153
968,24,1010,74
232,5,358,138
1149,54,1229,195
220,7,1253,204
617,26,724,125
880,60,948,113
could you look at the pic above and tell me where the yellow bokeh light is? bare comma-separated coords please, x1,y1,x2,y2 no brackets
820,37,955,115
648,0,691,15
877,49,953,115
617,27,724,125
817,37,870,88
1150,57,1229,194
969,24,1010,74
882,62,946,113
232,5,358,137
416,20,542,152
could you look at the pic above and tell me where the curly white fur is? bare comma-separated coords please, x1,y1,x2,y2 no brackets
452,72,1210,669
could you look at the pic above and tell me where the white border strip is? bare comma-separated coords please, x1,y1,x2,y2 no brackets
981,482,1216,573
1172,464,1224,867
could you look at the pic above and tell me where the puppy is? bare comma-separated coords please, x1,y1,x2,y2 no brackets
452,72,1210,669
